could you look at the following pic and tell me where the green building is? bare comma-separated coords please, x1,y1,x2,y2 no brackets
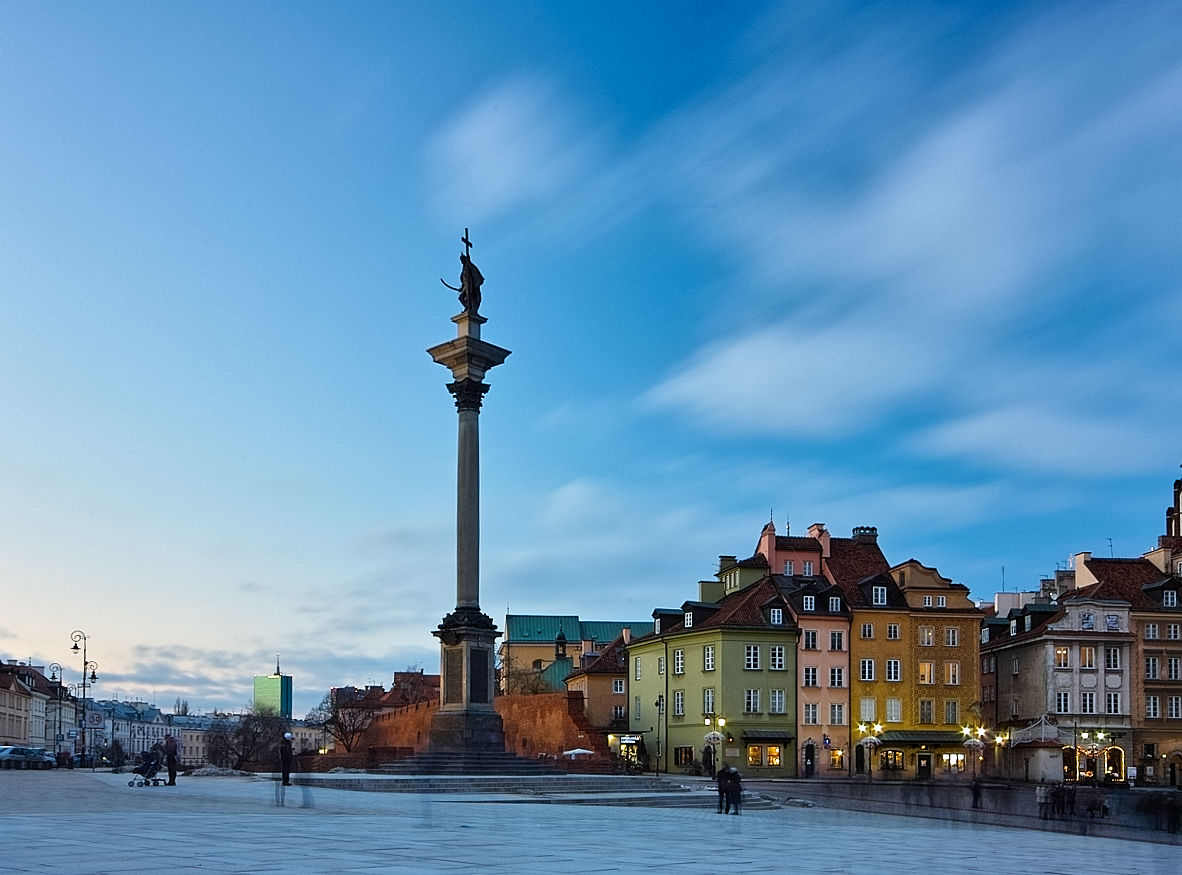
254,660,293,719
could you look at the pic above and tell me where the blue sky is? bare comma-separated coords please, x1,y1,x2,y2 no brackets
2,1,1180,717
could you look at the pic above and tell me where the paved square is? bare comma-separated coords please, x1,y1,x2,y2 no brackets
1,771,1176,874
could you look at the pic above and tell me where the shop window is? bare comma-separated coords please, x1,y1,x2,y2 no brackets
767,745,782,767
674,746,695,767
748,745,763,767
881,749,904,770
829,748,844,769
941,752,965,773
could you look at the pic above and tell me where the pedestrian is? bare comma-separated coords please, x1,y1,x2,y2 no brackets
164,733,178,786
280,732,294,786
970,776,982,809
1065,783,1076,815
1165,793,1180,834
726,766,743,815
1036,782,1049,819
716,763,729,813
702,744,715,779
1051,782,1065,817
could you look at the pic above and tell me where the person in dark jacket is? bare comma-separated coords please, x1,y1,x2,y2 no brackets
726,766,743,815
279,733,294,786
716,764,729,813
164,734,179,786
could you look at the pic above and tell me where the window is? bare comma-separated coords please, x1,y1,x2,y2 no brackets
803,561,814,576
770,689,785,714
1169,657,1180,681
802,630,818,650
1169,696,1182,719
941,752,965,772
886,659,900,682
674,746,695,767
1105,614,1120,631
886,698,902,722
1147,656,1159,680
944,700,959,724
613,679,625,694
1012,657,1020,676
1081,612,1095,631
770,645,785,671
887,624,900,640
1025,615,1033,632
860,697,876,721
1165,591,1178,608
770,608,783,625
829,667,844,688
829,703,844,725
1146,696,1160,719
919,662,934,685
1055,647,1070,668
703,688,715,715
1010,620,1018,636
612,705,626,720
673,690,684,716
1106,692,1121,715
1056,692,1070,713
803,596,815,611
803,666,818,687
658,656,665,675
945,627,959,646
860,659,875,681
1081,692,1096,714
872,586,887,606
684,612,693,628
747,744,763,767
783,560,794,575
1105,648,1121,670
945,662,960,685
937,596,946,608
745,689,761,713
745,645,761,670
829,597,841,612
1146,623,1159,640
635,657,642,680
1010,698,1019,717
919,699,934,723
923,595,932,607
919,627,934,646
861,623,874,639
803,703,818,724
1081,646,1096,669
830,631,844,651
1170,624,1181,640
768,745,782,767
635,696,641,720
704,645,715,671
673,649,684,675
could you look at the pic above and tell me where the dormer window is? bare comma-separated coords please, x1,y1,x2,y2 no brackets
872,586,887,606
937,596,946,607
684,612,693,629
1009,619,1017,635
1024,615,1032,632
655,619,661,634
770,608,783,625
829,597,841,612
923,596,932,607
1165,591,1178,608
803,596,815,611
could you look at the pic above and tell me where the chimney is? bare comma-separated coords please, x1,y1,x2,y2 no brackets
808,523,831,558
621,628,631,644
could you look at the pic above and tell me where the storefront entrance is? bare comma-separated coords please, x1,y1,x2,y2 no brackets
917,753,932,779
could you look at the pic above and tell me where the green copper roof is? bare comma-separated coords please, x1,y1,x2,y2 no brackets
504,615,651,644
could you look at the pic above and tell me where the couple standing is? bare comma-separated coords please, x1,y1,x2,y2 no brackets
716,766,743,814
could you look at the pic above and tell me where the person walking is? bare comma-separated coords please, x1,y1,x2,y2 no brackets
726,766,743,815
164,733,179,786
970,776,982,809
1065,783,1076,816
716,763,729,813
280,732,294,786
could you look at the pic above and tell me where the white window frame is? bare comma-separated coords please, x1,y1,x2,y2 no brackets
860,659,875,682
634,657,642,680
613,679,625,694
829,596,841,612
1081,692,1096,714
1056,692,1070,714
770,645,785,671
803,666,818,687
673,649,684,675
684,612,693,628
829,702,844,725
1164,590,1177,607
770,607,783,625
803,703,818,725
872,586,887,606
770,689,785,714
803,595,815,611
703,645,714,671
1106,692,1121,715
745,645,761,670
829,667,844,688
886,697,902,723
703,688,715,715
886,659,900,682
673,690,684,716
803,560,814,576
861,623,874,639
745,689,761,714
887,624,900,640
944,627,959,647
1146,695,1160,719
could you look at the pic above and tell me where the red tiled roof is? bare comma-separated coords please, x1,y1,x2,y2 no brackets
775,536,822,552
826,537,891,604
697,577,786,629
570,635,628,676
1071,558,1170,610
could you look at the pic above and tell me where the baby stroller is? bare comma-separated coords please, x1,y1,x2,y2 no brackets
128,751,165,787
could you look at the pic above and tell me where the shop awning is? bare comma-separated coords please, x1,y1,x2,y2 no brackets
877,730,966,745
742,729,795,741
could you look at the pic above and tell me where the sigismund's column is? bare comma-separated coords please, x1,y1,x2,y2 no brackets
425,231,510,752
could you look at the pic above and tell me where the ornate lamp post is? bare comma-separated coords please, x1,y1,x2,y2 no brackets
70,631,98,767
857,722,883,781
653,695,664,777
1080,730,1106,786
962,725,987,776
704,715,727,773
47,663,64,756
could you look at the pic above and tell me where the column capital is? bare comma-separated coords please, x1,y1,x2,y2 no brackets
447,379,490,411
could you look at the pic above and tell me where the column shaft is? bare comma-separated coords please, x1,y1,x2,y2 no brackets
456,407,480,608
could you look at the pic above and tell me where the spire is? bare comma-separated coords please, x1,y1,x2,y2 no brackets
275,653,281,675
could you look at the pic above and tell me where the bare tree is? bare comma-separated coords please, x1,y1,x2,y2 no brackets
498,655,550,695
306,688,378,753
206,705,286,770
173,697,190,716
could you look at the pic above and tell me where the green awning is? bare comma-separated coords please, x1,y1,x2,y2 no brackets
742,729,795,741
877,730,967,745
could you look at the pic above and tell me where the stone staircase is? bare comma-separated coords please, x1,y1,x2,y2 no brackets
379,750,561,776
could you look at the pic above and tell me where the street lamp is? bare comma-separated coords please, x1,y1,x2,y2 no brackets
857,722,883,781
47,663,64,756
71,631,98,768
704,715,727,774
1080,730,1106,786
653,695,664,777
962,725,986,776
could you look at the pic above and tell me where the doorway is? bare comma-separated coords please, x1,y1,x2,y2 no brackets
804,742,815,778
917,753,932,779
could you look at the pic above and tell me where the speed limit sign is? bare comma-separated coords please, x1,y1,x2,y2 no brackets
85,711,105,728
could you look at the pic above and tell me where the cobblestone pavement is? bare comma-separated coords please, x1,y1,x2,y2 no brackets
1,770,1178,874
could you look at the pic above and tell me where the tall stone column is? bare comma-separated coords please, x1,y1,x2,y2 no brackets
425,245,511,753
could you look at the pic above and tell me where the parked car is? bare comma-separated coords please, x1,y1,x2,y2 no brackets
0,746,53,769
31,749,58,768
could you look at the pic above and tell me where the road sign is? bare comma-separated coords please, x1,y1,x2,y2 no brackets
68,730,77,739
85,710,104,728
